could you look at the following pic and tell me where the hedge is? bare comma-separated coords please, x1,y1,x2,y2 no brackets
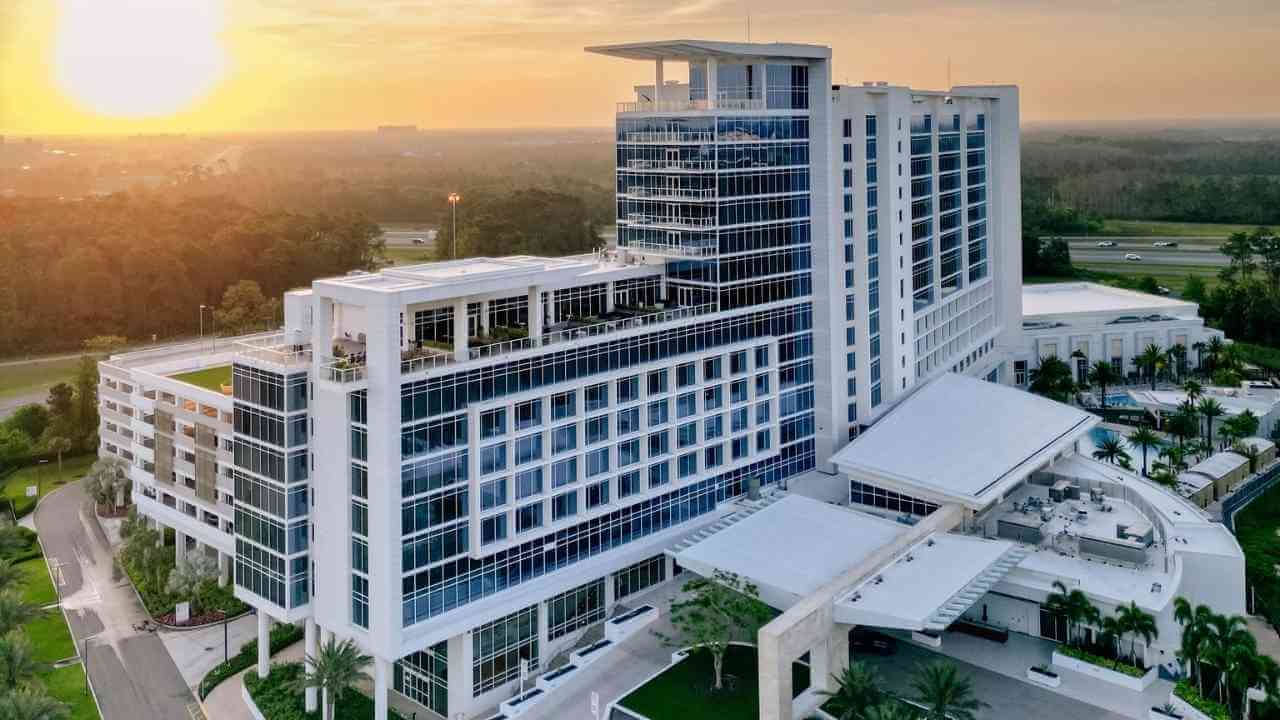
243,662,406,720
198,621,305,698
1174,681,1231,720
1057,643,1148,678
1,526,42,564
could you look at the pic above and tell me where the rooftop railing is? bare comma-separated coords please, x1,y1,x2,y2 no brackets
400,348,454,375
320,356,368,384
622,186,716,201
621,239,718,257
620,130,715,143
235,333,312,368
616,96,767,114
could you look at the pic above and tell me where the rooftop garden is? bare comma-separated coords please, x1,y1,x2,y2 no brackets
169,365,232,393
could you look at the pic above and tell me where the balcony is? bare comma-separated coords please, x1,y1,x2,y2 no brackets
620,130,715,144
620,239,718,258
616,97,766,114
235,333,312,369
625,158,716,172
620,212,716,231
621,186,716,202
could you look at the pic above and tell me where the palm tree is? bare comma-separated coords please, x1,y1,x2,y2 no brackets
1206,336,1226,375
1044,580,1099,647
1137,343,1165,390
1234,441,1261,474
0,592,45,636
1183,379,1204,402
1030,356,1075,403
1192,341,1207,374
1092,437,1131,467
911,661,988,720
0,687,70,720
46,436,73,476
1201,613,1254,708
1174,598,1212,694
865,701,919,720
1158,445,1190,474
291,637,373,720
0,630,50,689
818,662,884,720
1087,360,1120,408
1236,409,1261,439
1099,615,1125,661
1198,397,1226,448
1168,344,1188,383
1115,602,1158,668
1127,426,1161,477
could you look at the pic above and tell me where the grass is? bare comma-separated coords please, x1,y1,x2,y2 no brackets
1095,219,1259,238
26,611,76,663
1233,474,1280,629
618,644,810,720
37,664,99,720
380,245,438,266
2,454,95,518
0,356,82,399
169,364,232,392
17,557,58,606
1038,263,1225,299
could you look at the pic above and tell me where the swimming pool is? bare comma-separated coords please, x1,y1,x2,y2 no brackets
1103,392,1138,407
1078,426,1169,460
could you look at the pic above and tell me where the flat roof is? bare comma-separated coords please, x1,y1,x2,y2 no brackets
1130,388,1280,415
586,39,830,61
833,374,1098,508
1022,282,1197,318
1186,452,1249,480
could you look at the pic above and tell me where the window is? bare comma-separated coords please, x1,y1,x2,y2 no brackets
480,443,506,475
755,345,769,368
732,435,750,460
614,555,667,600
515,434,543,465
705,444,724,469
617,376,640,404
703,357,722,380
585,383,609,412
551,391,576,421
757,429,772,451
472,606,538,695
617,407,641,436
648,462,670,488
648,431,670,457
586,479,610,509
647,399,669,427
618,439,641,467
755,373,770,395
703,386,723,410
730,350,748,375
586,448,610,478
516,503,543,533
618,470,641,498
552,425,577,454
515,468,543,499
676,392,697,419
677,422,697,448
756,401,771,425
704,414,724,440
552,491,578,521
731,407,749,433
676,363,697,388
647,370,668,395
678,453,697,478
730,379,749,404
481,515,507,545
551,458,578,488
480,478,507,510
514,400,541,431
547,579,604,640
585,415,609,445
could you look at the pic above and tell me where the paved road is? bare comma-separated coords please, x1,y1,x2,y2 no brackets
36,481,199,720
1072,248,1229,267
0,388,49,420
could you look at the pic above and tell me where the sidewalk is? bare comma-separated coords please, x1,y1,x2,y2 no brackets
203,641,304,720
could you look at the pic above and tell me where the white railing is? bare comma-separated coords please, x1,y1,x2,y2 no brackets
623,239,718,257
625,158,716,171
235,333,312,368
623,186,716,201
400,348,454,375
621,130,715,143
542,304,717,346
320,357,368,384
469,335,536,361
616,96,767,114
622,213,716,230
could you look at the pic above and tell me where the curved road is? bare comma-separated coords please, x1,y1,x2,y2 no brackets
35,480,199,720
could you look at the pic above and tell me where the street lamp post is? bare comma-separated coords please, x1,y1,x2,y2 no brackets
36,459,49,499
448,192,461,259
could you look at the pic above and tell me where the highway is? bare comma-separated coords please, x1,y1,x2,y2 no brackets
1064,238,1228,267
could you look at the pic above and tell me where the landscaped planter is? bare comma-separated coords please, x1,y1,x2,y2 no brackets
911,630,942,648
605,604,658,642
1027,665,1061,688
1052,649,1156,691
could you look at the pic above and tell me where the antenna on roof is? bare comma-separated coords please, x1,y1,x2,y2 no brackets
746,11,751,42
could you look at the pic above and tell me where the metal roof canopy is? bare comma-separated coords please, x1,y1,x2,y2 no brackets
585,40,830,62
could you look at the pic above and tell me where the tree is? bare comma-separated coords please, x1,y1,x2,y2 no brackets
1044,580,1099,647
1184,275,1208,304
43,436,72,477
84,457,130,511
1233,440,1261,474
0,560,21,592
658,569,774,691
0,428,33,468
0,593,45,636
818,662,884,720
44,384,73,421
1127,426,1161,477
214,280,281,336
1183,379,1204,403
4,405,49,443
1137,343,1166,390
166,552,220,614
1029,356,1075,403
864,701,919,720
72,355,99,445
1220,231,1256,282
291,637,373,720
1192,341,1208,374
1201,613,1255,708
1115,601,1158,668
1087,360,1119,408
911,661,988,720
1092,437,1131,467
0,528,27,560
1198,398,1226,448
0,686,70,720
0,630,50,689
1174,598,1213,695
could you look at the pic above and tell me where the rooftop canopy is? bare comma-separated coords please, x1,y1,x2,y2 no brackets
585,39,830,62
832,373,1098,510
1022,282,1197,318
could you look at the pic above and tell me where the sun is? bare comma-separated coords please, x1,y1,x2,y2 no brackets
53,0,227,119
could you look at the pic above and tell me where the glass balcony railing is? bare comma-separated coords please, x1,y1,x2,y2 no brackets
620,212,716,230
621,186,716,201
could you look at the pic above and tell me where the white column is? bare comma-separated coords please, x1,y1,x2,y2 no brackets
217,552,231,587
606,281,616,312
603,574,616,615
402,305,413,351
528,286,543,343
256,612,271,678
446,632,474,715
537,603,550,661
480,299,491,334
374,657,390,720
175,531,187,562
655,59,665,105
707,57,719,106
155,521,165,547
304,618,318,712
452,299,468,362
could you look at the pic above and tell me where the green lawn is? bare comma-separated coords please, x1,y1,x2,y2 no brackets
381,245,438,266
1096,219,1259,237
1070,263,1224,297
37,664,98,720
618,645,810,720
2,454,95,518
26,611,76,663
169,365,232,392
0,356,82,399
17,557,58,606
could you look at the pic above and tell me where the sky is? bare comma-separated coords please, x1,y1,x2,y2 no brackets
1,0,1278,135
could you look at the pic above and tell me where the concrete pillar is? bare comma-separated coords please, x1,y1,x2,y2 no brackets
759,633,794,720
480,299,491,334
402,305,413,351
606,281,616,312
707,57,719,105
809,627,849,695
218,551,231,587
603,574,616,615
655,59,664,105
155,521,165,547
537,602,550,661
256,613,272,678
304,618,318,712
175,531,187,562
446,632,475,716
528,286,543,343
374,657,390,720
453,299,468,362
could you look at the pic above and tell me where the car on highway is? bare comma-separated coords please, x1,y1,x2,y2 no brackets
1152,241,1178,247
1096,241,1117,247
1124,253,1142,261
411,237,426,245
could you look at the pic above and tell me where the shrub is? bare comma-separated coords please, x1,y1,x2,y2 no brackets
199,622,305,698
0,526,41,564
243,662,405,719
1174,681,1230,720
1056,644,1147,678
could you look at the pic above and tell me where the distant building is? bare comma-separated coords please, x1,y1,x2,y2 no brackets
377,125,419,134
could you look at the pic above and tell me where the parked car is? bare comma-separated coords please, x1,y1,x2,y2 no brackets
1096,241,1117,247
1152,241,1178,247
849,628,898,656
1124,253,1143,261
